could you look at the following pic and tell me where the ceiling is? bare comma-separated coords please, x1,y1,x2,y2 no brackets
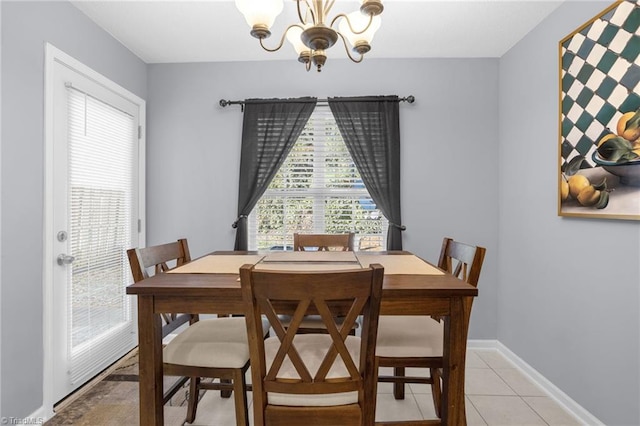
70,0,566,64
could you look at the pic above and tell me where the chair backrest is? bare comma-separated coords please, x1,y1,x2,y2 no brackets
240,263,384,425
127,238,191,282
437,237,486,287
436,237,486,328
293,233,355,251
127,238,194,336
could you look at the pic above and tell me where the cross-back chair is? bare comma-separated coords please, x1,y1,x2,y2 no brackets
127,239,252,425
375,237,486,419
240,263,384,426
127,238,196,337
293,232,355,252
290,232,358,335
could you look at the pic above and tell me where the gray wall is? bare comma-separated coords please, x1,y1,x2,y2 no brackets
3,0,636,423
146,58,501,341
499,1,640,425
0,1,147,417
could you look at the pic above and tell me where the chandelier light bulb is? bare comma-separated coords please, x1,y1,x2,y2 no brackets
235,0,284,38
339,11,381,49
286,26,310,56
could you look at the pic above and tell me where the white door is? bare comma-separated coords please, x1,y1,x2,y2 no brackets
46,46,144,403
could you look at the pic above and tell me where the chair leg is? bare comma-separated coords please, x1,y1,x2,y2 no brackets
232,370,249,426
393,367,405,400
430,367,442,419
221,378,232,398
186,376,201,424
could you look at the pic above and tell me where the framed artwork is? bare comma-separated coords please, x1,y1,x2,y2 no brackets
558,0,640,220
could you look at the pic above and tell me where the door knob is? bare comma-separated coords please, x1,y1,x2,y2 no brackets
57,254,75,266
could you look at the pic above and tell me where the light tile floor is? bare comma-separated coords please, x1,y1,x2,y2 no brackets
177,349,582,426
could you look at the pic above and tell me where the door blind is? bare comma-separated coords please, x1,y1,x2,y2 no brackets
66,86,136,384
249,108,388,251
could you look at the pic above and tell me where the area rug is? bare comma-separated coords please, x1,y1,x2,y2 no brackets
45,350,190,425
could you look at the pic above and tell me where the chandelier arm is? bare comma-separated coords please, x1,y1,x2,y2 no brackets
330,12,373,35
298,0,316,25
337,32,364,63
323,0,336,17
259,24,306,53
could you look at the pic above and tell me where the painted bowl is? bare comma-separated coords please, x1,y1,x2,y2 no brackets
592,151,640,187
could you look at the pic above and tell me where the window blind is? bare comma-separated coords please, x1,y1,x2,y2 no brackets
249,108,388,251
67,87,136,385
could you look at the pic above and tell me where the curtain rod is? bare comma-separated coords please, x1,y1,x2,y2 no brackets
219,95,415,108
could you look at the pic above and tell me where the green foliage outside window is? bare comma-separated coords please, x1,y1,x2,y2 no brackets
252,112,387,251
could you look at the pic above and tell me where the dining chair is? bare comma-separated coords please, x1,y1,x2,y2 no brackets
127,238,254,425
375,237,486,418
291,232,358,335
293,232,355,251
240,263,384,426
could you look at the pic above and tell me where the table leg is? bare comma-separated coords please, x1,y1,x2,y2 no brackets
442,297,469,425
138,295,164,425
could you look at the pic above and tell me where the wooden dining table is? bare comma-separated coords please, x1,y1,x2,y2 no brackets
126,250,478,425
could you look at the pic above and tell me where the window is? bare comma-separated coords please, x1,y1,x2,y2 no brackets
67,87,137,383
249,108,388,251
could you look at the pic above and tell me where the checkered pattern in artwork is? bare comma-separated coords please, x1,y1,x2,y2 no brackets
560,0,640,169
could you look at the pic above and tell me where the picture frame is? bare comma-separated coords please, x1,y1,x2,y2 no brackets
558,0,640,220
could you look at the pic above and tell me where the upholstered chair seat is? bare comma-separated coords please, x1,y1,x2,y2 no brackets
264,334,361,407
164,317,253,368
376,316,443,359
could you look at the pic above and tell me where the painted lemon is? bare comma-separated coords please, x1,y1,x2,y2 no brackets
577,185,600,207
561,180,569,202
617,111,640,142
568,174,590,199
597,133,617,147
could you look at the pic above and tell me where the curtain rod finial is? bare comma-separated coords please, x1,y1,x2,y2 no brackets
405,95,415,104
219,99,230,107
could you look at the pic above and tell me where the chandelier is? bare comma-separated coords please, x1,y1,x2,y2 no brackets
235,0,384,72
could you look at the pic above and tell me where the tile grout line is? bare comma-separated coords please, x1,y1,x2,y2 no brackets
465,395,489,426
469,343,600,425
520,396,554,426
409,391,428,421
486,362,550,426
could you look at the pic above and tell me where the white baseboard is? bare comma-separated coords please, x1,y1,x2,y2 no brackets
467,339,499,350
12,405,52,424
467,339,604,426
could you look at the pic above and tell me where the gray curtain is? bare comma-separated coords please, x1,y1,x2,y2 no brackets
328,96,404,250
233,98,317,250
